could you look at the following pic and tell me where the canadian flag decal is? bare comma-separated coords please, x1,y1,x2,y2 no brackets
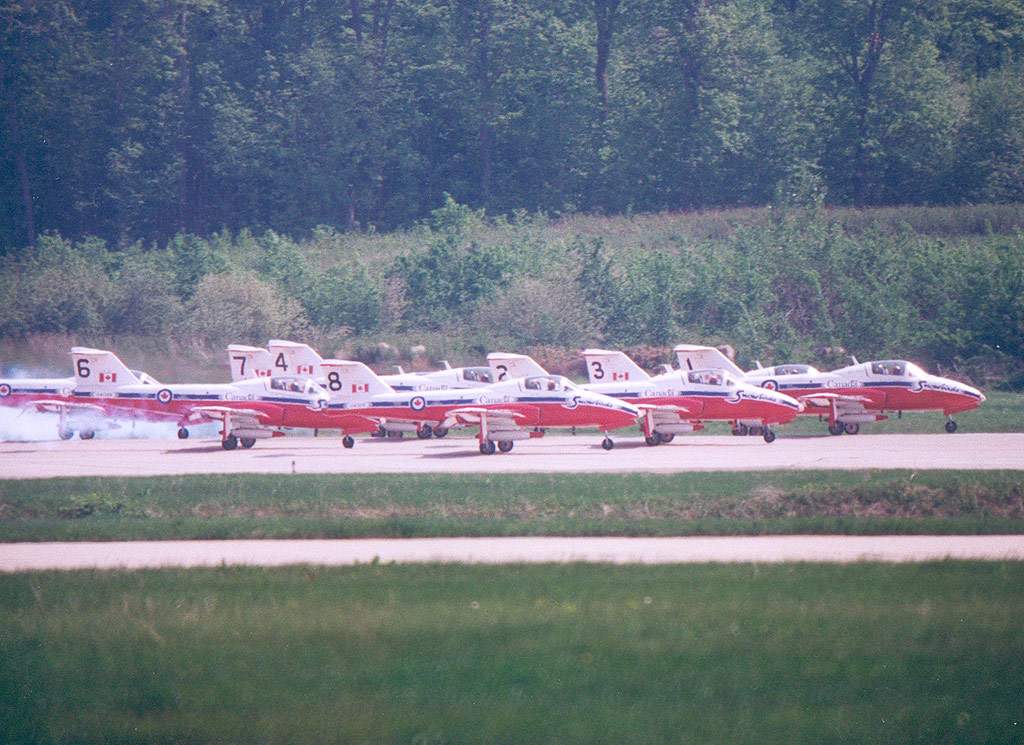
612,372,629,381
99,372,117,383
352,383,369,393
298,365,314,375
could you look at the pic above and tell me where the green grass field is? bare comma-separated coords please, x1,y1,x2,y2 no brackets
2,563,1022,744
3,470,1024,542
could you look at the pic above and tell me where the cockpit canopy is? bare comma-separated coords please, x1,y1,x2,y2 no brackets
132,370,161,385
462,367,494,384
270,377,324,395
687,370,738,387
522,375,572,392
869,360,925,377
767,364,816,376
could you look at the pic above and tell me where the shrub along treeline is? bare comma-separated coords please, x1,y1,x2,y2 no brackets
3,0,1024,248
2,201,1022,388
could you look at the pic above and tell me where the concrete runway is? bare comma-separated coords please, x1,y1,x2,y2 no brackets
5,535,1024,572
2,432,1023,479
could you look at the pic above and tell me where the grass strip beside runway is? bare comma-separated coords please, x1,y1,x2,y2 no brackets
2,563,1022,745
3,470,1024,541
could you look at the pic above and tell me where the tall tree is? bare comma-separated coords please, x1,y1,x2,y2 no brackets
788,0,958,206
0,1,82,248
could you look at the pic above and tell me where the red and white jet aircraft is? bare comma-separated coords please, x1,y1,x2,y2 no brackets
64,347,376,449
673,345,985,434
319,359,641,453
745,358,985,434
581,349,802,443
1,363,162,440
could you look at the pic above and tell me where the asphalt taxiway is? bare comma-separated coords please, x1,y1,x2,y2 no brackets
2,432,1023,479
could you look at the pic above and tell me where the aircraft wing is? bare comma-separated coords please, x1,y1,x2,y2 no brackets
637,402,702,421
186,406,272,430
25,399,123,433
320,411,380,435
440,407,531,429
28,399,108,417
798,392,879,414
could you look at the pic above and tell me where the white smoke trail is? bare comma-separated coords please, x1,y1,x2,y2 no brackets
0,405,219,442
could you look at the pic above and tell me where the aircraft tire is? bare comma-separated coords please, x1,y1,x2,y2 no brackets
222,435,238,451
843,423,860,435
79,430,95,440
342,435,355,449
417,425,433,439
58,428,74,441
828,423,844,436
748,426,764,437
945,420,958,433
732,424,748,436
661,434,675,443
601,437,614,451
177,427,189,440
498,440,514,453
240,437,256,449
479,439,496,455
387,430,403,439
645,433,662,446
433,427,449,438
763,428,776,443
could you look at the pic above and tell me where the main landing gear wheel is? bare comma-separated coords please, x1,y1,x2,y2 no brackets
828,422,845,436
732,424,748,437
945,419,958,433
58,428,74,441
417,425,433,440
601,437,615,451
177,427,189,440
762,428,776,443
240,437,256,449
222,435,238,450
79,430,95,440
433,427,449,438
661,434,674,443
479,439,496,455
498,440,514,453
342,435,355,449
645,432,662,446
844,423,860,435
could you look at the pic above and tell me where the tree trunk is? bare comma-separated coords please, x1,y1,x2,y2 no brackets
0,58,35,246
593,0,620,122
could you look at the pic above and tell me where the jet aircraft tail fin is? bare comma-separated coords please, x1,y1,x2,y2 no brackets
487,353,549,381
673,344,746,378
320,360,395,398
70,347,142,391
267,340,324,378
227,345,273,381
581,349,652,384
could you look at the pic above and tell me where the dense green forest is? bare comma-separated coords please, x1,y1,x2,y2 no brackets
3,0,1024,247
